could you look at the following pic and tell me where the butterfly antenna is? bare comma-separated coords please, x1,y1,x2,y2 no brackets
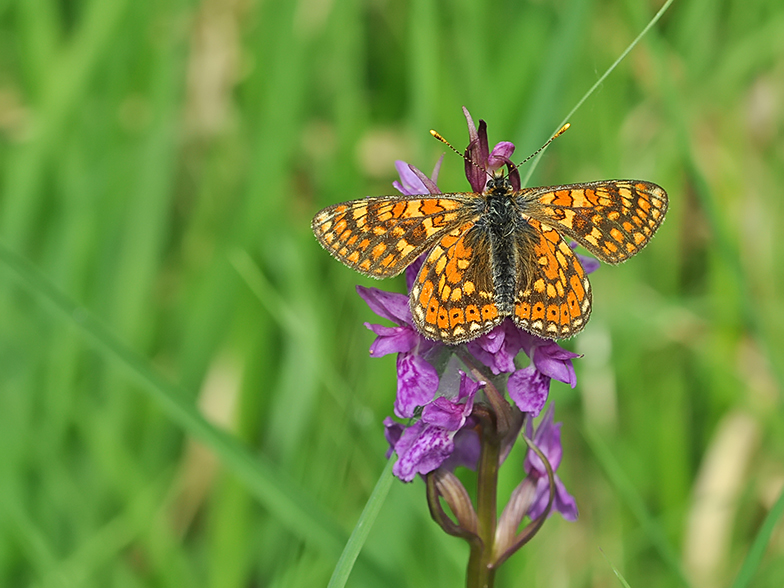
430,129,489,177
513,123,571,170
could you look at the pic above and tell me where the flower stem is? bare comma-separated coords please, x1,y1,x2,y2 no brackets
466,411,500,588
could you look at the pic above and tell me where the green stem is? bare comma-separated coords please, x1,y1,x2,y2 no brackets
466,413,500,588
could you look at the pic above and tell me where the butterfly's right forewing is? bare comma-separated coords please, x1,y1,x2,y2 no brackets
524,180,668,264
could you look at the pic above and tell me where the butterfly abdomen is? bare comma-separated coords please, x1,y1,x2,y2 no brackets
482,193,520,316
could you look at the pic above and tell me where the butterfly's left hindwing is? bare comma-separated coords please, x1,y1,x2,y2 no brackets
311,194,476,278
410,223,503,344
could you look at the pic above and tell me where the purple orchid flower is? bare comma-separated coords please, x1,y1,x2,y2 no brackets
387,371,483,482
358,285,442,419
343,108,599,583
393,156,444,196
524,403,578,521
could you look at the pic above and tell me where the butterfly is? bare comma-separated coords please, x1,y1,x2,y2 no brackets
311,167,667,344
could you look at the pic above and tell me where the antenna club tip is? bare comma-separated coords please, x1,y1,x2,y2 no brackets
556,123,571,136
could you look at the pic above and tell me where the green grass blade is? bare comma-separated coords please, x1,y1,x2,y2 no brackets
521,0,677,187
729,484,784,588
600,548,633,588
328,459,395,588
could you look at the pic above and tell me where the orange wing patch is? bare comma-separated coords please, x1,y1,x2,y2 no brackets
525,180,668,264
513,218,592,339
311,193,475,278
410,223,501,343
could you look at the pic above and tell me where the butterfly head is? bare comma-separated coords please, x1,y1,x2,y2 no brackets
483,169,514,196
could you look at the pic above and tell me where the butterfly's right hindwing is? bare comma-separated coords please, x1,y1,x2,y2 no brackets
512,218,592,339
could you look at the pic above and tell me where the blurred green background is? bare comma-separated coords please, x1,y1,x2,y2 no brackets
1,0,783,586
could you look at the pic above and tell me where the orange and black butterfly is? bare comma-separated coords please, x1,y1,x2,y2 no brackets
312,131,667,344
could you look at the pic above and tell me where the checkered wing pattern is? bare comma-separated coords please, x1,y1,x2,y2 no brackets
409,223,502,343
311,193,476,278
523,180,668,264
513,218,592,339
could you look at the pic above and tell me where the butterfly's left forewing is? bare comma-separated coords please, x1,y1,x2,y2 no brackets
311,193,476,278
